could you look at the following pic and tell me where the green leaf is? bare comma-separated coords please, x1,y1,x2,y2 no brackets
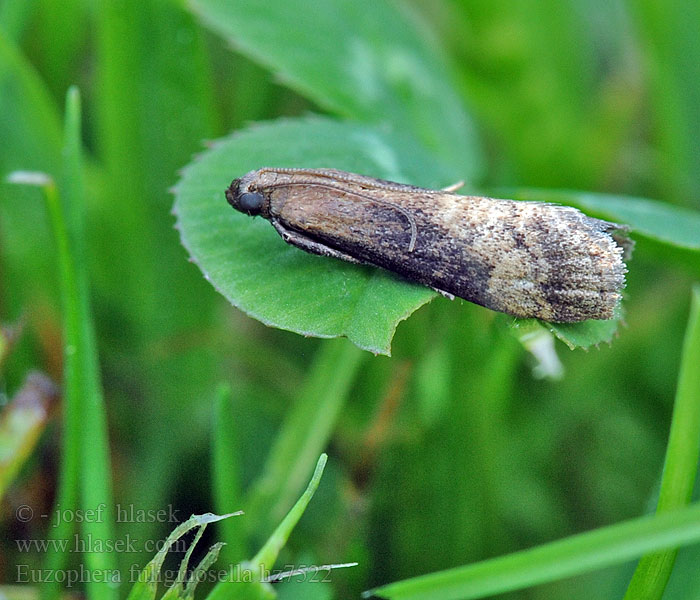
630,0,700,206
511,309,624,352
173,116,456,355
545,303,625,350
0,0,35,42
366,502,700,600
188,0,482,179
0,31,63,324
504,188,700,252
0,30,62,174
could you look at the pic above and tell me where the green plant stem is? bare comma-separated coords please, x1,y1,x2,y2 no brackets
623,284,700,600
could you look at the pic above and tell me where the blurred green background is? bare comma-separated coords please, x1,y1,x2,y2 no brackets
1,0,699,599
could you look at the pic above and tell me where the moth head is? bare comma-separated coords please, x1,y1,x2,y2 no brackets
226,177,266,216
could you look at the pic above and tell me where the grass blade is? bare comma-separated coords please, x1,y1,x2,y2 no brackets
251,453,328,571
623,285,700,599
206,455,329,600
212,382,247,565
41,87,118,600
127,513,241,600
367,503,700,600
245,339,364,531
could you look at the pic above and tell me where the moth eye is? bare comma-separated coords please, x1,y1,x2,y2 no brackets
238,191,264,214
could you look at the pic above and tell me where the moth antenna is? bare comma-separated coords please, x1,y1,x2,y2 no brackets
441,180,465,193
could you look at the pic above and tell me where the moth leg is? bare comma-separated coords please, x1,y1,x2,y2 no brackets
271,219,366,265
431,287,455,300
441,180,465,193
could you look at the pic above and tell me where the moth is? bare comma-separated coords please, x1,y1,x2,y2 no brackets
225,167,632,322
